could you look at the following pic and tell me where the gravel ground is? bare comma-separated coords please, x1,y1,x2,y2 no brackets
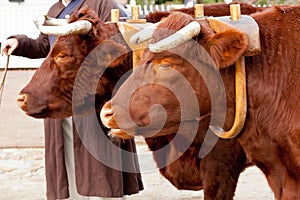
0,146,275,200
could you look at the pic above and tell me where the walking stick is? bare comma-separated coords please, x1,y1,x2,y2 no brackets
0,55,10,106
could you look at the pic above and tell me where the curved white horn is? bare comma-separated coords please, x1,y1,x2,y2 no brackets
149,21,201,53
44,15,69,26
130,22,161,44
34,20,92,36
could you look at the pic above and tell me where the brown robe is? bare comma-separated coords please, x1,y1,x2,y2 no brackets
11,0,143,199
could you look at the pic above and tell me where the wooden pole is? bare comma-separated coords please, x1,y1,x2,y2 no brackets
127,5,146,23
230,4,241,21
131,5,139,20
194,4,204,19
111,9,119,22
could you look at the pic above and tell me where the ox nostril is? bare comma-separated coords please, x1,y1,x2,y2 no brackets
17,94,28,109
103,108,114,118
100,102,115,128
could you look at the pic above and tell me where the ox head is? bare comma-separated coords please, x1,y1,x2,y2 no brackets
17,6,130,118
100,12,248,139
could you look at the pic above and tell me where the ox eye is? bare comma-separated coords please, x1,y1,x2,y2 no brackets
59,55,66,58
156,64,176,80
55,54,70,63
158,64,171,70
58,54,68,59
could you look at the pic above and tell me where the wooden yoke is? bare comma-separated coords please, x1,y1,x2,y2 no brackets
208,4,261,139
207,5,261,56
109,8,148,69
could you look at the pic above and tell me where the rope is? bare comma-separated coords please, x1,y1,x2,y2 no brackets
0,55,10,107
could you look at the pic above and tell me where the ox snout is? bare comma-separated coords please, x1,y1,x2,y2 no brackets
17,93,28,111
100,101,134,139
17,91,49,118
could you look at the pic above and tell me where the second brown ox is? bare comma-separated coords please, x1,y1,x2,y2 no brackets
101,6,300,200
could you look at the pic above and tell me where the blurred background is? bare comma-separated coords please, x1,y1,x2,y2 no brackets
0,0,56,68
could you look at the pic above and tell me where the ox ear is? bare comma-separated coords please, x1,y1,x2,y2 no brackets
209,30,248,69
97,40,128,68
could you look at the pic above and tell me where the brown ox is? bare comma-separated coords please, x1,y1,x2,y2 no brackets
17,5,259,200
17,6,131,118
101,6,300,200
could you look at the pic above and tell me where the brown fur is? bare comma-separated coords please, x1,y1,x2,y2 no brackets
106,5,300,200
146,3,265,23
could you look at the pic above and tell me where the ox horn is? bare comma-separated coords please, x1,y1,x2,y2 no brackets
209,56,247,139
44,15,69,26
149,21,201,53
34,20,92,36
130,22,161,44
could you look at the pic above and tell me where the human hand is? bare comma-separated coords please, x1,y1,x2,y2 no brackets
1,38,19,56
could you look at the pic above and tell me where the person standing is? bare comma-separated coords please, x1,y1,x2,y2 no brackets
1,0,143,199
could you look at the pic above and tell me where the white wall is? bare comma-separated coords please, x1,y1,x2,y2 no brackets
0,0,57,68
